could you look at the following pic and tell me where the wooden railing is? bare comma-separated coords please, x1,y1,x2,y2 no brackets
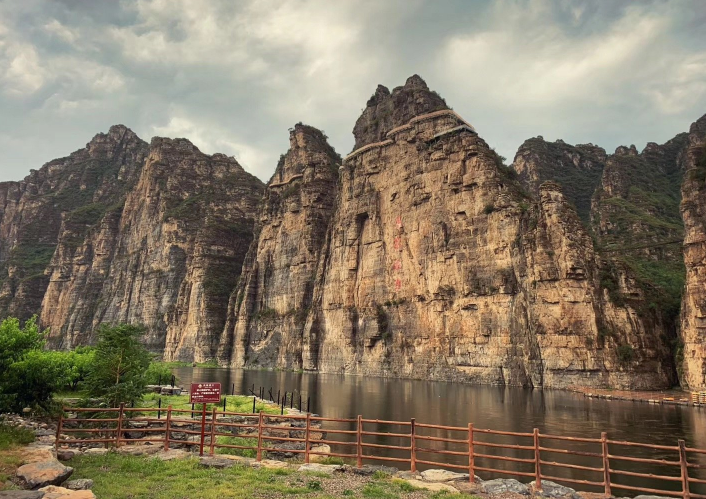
56,405,706,499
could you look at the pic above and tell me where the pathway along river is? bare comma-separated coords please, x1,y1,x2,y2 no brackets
173,367,706,496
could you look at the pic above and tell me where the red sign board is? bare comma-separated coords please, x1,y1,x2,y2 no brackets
190,382,221,404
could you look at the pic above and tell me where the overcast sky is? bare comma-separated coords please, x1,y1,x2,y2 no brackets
1,0,705,183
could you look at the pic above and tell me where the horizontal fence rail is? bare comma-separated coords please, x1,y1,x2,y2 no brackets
56,404,706,499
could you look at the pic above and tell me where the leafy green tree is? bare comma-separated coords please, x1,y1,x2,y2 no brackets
85,324,151,407
5,350,72,411
0,316,47,412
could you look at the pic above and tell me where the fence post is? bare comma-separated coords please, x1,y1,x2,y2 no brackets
468,423,475,483
356,415,363,468
410,418,417,473
304,413,311,464
164,405,172,451
601,432,611,498
55,407,64,447
199,403,207,456
209,407,217,456
256,411,264,462
679,439,691,499
533,428,542,491
116,403,125,448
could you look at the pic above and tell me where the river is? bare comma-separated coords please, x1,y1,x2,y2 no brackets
173,367,706,496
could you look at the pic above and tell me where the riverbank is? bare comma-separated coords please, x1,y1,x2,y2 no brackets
567,386,706,407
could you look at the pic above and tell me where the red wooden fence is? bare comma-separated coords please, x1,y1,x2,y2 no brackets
56,405,706,499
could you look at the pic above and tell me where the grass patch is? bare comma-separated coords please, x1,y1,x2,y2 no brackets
140,393,280,415
67,453,481,499
215,435,258,458
0,423,35,450
0,423,35,489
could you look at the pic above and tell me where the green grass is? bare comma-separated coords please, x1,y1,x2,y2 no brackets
141,393,281,415
0,423,35,450
68,453,480,499
214,435,258,458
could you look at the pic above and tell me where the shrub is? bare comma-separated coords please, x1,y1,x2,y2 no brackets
483,203,495,215
617,344,635,364
144,362,177,386
0,316,48,412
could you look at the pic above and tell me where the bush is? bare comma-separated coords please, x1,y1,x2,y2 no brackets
0,316,48,412
483,203,495,215
617,344,635,364
85,324,151,407
144,362,177,386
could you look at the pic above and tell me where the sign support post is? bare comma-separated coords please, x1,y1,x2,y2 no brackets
189,382,222,457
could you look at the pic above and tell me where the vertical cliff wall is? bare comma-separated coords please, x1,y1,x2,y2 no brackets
293,76,674,389
0,125,148,321
680,115,706,390
40,135,264,359
217,124,340,367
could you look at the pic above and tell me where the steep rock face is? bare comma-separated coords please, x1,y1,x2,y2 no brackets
0,125,148,321
514,133,689,383
217,124,340,366
352,74,449,150
513,138,606,223
287,78,673,389
42,137,264,359
680,114,706,389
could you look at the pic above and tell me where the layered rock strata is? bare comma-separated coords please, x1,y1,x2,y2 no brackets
0,125,148,321
37,134,264,359
288,84,673,389
217,124,340,366
680,115,706,390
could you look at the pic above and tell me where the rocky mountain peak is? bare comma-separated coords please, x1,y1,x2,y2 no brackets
614,144,639,156
352,75,449,150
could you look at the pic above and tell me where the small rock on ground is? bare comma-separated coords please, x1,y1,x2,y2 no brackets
420,469,470,482
154,449,190,461
198,457,234,469
398,478,458,493
482,478,531,496
38,486,95,499
116,445,161,456
0,491,46,499
298,463,344,475
352,465,399,476
56,450,78,462
251,459,289,469
64,479,93,491
531,480,581,499
16,461,73,489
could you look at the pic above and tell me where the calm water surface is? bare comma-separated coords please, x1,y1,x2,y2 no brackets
173,367,706,495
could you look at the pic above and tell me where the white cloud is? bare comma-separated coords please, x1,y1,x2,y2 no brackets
44,19,78,45
1,43,46,96
151,114,275,176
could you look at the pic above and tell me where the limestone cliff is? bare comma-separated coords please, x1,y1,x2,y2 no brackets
0,125,148,321
352,74,449,150
41,136,264,359
217,124,340,367
287,81,674,389
680,114,706,390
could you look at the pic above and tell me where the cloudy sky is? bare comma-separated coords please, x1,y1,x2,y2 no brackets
1,0,705,182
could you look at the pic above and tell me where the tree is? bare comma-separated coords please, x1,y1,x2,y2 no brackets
85,324,151,407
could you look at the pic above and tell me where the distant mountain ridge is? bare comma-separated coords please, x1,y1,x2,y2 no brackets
2,75,705,390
